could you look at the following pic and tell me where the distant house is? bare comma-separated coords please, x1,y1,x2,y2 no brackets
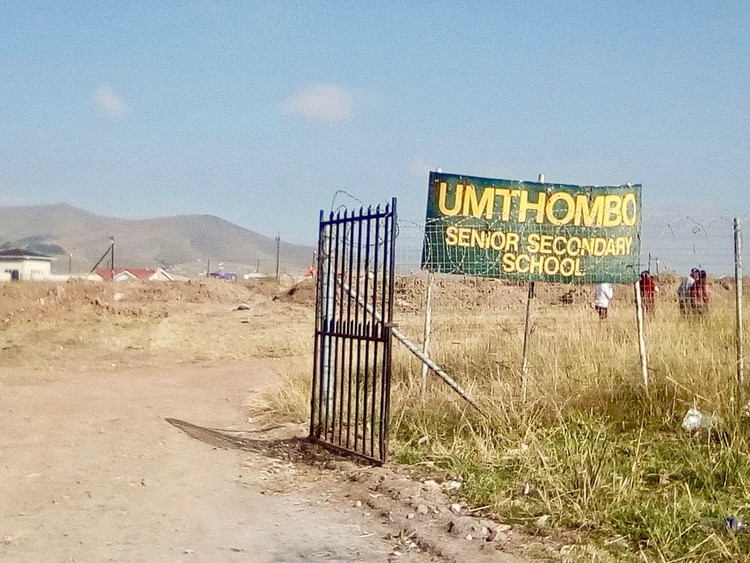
0,248,54,281
92,268,175,282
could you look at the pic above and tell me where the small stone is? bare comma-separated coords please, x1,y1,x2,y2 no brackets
354,500,362,508
450,503,462,514
422,479,440,493
493,531,509,544
445,480,462,491
406,513,415,519
535,514,551,528
465,534,473,541
416,504,429,515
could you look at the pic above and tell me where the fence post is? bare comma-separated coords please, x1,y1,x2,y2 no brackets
421,273,434,394
634,280,649,388
735,218,744,388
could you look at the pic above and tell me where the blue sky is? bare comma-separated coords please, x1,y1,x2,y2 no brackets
1,2,748,250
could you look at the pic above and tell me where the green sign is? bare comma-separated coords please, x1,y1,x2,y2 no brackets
421,172,642,283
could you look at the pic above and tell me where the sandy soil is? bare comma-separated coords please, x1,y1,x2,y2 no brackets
0,279,525,563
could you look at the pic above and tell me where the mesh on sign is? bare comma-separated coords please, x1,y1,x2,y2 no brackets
420,172,642,284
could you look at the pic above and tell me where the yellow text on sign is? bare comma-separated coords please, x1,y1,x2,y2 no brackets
444,226,520,252
444,228,633,258
437,182,638,227
501,253,585,277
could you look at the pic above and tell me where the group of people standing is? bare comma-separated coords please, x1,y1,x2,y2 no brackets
591,268,709,320
677,268,710,315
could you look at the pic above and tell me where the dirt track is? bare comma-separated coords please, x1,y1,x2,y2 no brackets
0,358,523,563
1,360,398,562
0,280,529,562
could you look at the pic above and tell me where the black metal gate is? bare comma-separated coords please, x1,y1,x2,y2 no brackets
310,198,397,464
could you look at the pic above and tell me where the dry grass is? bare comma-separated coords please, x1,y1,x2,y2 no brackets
389,278,750,561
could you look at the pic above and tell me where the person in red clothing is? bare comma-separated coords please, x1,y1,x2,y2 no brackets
638,270,658,315
691,269,710,315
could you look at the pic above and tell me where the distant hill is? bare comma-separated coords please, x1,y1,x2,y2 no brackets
0,204,315,277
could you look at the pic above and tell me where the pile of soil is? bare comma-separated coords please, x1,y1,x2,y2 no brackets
0,279,283,323
275,277,316,306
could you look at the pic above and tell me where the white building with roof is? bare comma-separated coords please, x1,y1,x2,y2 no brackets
0,249,55,281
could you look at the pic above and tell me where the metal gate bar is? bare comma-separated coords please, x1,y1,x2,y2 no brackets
310,199,396,464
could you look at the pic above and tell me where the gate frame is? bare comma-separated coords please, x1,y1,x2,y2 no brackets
309,198,397,464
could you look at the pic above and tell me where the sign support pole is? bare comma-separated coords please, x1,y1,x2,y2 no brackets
520,281,534,401
520,174,544,401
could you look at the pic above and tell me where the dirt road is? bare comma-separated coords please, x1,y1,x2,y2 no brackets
0,360,523,563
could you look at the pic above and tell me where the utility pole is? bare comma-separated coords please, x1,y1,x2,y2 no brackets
275,234,281,280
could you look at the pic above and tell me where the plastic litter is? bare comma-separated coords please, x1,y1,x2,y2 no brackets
681,408,722,432
703,517,747,532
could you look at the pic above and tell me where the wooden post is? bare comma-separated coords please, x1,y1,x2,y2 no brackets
421,273,434,394
634,280,648,388
735,218,744,387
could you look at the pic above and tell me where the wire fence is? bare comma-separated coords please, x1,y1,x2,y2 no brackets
395,214,750,277
390,214,749,400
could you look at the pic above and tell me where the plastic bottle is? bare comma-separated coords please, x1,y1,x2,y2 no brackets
703,517,747,532
725,517,747,532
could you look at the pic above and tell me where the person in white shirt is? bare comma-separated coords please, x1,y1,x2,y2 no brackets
677,268,698,315
593,282,614,320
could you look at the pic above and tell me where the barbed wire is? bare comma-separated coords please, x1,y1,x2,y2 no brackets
395,214,750,278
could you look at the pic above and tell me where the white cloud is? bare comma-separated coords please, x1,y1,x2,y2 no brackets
280,84,353,123
92,85,129,118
